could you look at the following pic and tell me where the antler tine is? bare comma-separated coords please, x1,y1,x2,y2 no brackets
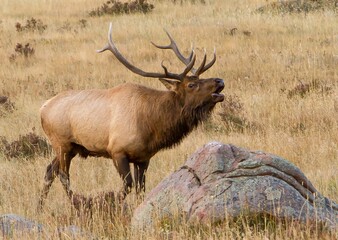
97,23,196,81
198,48,216,75
160,52,196,79
152,30,195,68
180,53,196,78
97,43,110,53
194,50,207,76
97,23,116,53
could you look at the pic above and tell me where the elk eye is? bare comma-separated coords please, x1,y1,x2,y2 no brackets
188,83,196,89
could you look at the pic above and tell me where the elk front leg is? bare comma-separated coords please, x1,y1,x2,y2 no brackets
113,154,133,200
134,161,149,194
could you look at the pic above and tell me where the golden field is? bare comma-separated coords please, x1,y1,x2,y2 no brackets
0,0,337,239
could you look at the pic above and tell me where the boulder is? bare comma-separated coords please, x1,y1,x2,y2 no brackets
0,213,93,238
132,142,338,231
0,214,43,236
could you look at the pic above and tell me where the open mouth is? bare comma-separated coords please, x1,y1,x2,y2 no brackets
211,85,225,102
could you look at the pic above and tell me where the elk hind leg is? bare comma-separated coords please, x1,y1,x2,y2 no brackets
58,150,77,200
38,157,60,212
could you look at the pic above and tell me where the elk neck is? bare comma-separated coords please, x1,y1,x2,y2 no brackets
137,87,214,153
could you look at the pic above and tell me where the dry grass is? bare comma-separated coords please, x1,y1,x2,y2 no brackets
0,0,337,238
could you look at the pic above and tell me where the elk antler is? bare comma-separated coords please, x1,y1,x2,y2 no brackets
151,30,216,76
97,23,196,81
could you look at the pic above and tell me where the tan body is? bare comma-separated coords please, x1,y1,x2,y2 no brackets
38,23,224,211
41,83,197,162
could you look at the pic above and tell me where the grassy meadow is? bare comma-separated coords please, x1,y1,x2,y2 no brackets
0,0,337,238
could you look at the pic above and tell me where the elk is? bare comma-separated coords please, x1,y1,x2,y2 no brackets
38,23,224,210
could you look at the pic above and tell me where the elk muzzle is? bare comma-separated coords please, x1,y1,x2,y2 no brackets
211,78,224,103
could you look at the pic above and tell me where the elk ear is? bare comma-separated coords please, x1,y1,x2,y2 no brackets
159,78,181,91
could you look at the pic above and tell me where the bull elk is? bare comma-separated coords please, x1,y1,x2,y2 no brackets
38,23,224,210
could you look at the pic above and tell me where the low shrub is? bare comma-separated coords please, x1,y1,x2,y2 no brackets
256,0,337,14
286,80,332,98
0,96,15,117
0,132,51,159
9,43,35,62
217,95,262,134
89,0,154,16
218,95,249,133
15,18,47,33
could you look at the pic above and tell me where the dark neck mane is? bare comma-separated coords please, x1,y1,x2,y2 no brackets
140,90,215,153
